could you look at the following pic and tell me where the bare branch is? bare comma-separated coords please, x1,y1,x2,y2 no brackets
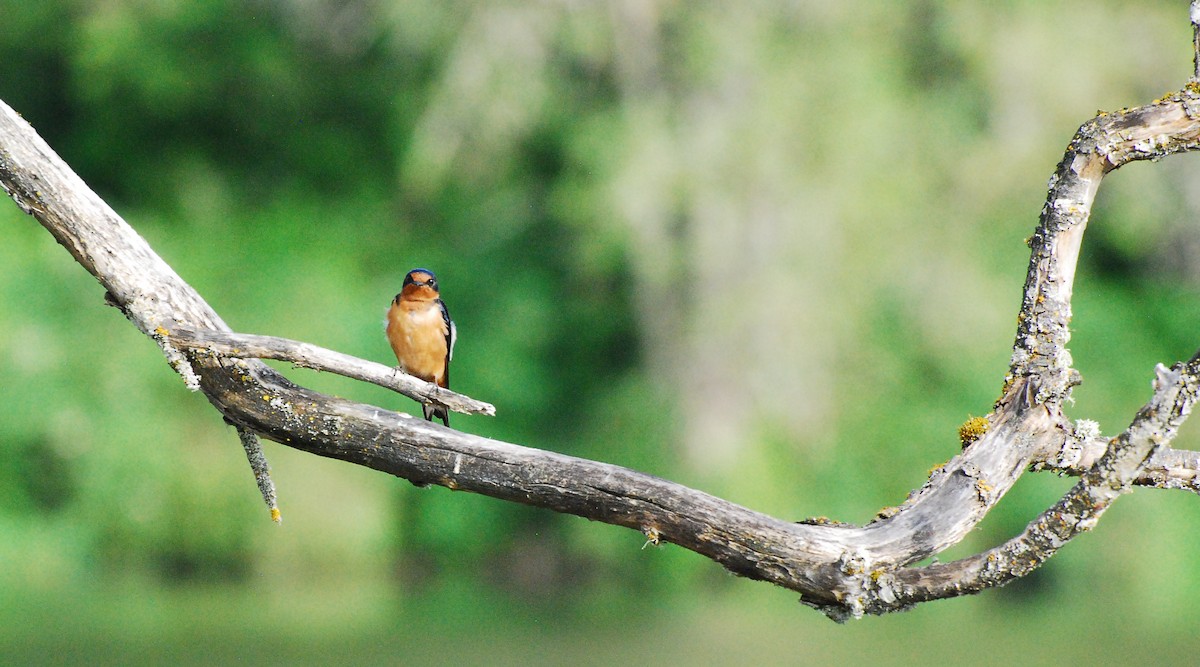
237,426,281,523
4,5,1200,621
887,355,1200,611
1192,0,1200,81
0,94,1083,621
1007,88,1200,409
0,91,1064,618
167,327,496,418
1032,429,1200,495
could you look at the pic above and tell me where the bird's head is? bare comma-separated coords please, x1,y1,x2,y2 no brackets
400,268,440,301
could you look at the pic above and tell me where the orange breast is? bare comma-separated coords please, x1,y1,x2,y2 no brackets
386,299,449,386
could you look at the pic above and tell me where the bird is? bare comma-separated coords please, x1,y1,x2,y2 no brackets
386,268,456,426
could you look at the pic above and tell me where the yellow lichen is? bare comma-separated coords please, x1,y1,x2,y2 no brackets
798,516,856,528
958,415,990,448
799,516,854,527
642,526,661,549
875,505,902,521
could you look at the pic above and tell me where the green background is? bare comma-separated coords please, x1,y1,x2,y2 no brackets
2,2,1199,664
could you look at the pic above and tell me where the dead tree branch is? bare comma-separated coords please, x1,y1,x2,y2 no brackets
167,327,496,418
4,6,1200,621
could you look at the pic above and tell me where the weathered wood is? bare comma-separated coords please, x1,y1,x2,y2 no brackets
886,357,1200,614
167,327,496,417
4,6,1200,619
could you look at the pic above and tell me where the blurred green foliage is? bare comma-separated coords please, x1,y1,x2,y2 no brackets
2,0,1200,662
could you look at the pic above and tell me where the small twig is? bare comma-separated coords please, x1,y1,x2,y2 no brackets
168,327,496,418
150,324,202,391
1032,435,1200,495
237,425,281,523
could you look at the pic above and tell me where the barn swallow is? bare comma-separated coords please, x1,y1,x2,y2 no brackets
386,268,456,425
